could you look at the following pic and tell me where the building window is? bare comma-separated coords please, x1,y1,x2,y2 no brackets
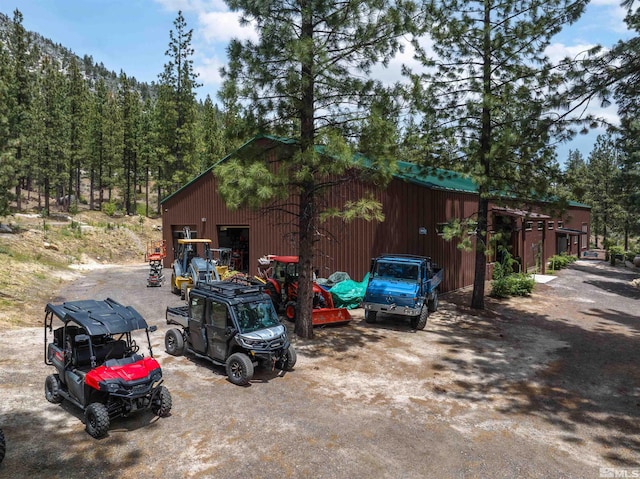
548,221,554,230
537,221,544,231
581,223,588,249
525,221,533,231
558,221,564,228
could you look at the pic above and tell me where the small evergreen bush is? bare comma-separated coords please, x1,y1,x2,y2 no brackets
491,248,534,298
101,201,118,217
491,273,535,298
548,253,576,272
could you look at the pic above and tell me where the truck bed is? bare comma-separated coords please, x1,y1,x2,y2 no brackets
429,267,443,293
166,305,189,328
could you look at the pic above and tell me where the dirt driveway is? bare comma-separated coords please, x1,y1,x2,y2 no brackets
0,260,639,478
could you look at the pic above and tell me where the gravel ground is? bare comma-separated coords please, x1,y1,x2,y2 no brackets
0,259,639,478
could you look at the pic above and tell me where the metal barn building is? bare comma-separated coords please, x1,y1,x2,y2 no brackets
160,135,591,292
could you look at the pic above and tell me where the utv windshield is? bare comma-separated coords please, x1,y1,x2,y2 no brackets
234,300,281,333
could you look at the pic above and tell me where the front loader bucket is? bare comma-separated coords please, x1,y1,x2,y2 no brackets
311,307,352,326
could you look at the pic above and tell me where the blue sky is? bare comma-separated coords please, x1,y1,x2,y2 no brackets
2,0,633,163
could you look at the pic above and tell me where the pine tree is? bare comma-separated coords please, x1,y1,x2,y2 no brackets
218,0,415,338
36,57,68,216
0,37,14,217
410,0,588,309
66,57,89,212
119,71,142,215
610,1,640,252
157,11,201,195
6,9,35,212
87,79,108,211
198,95,226,172
561,150,588,203
585,135,624,249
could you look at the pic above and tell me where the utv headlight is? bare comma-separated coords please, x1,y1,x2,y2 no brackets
105,382,120,393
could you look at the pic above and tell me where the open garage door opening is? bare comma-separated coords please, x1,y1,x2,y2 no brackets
218,226,249,273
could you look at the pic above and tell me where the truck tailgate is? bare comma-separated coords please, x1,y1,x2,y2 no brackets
166,305,189,328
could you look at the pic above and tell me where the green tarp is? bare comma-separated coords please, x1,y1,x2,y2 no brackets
329,273,370,310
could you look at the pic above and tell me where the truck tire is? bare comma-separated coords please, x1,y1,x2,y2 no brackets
281,345,297,371
412,306,429,330
365,310,377,323
45,374,63,404
226,353,254,386
151,386,172,417
85,402,110,439
428,290,439,312
284,301,297,322
0,428,5,464
165,329,185,356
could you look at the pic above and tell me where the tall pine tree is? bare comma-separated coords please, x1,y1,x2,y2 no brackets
157,11,201,196
410,0,588,309
217,0,416,338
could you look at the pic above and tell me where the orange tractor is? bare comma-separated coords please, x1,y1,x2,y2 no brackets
257,255,351,326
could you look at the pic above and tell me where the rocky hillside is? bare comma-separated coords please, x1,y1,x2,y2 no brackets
0,209,163,328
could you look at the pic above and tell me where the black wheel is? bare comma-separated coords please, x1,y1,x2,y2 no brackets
151,385,172,417
281,345,297,371
85,403,110,439
226,353,254,386
284,301,297,322
428,290,439,312
165,329,185,356
413,306,429,330
0,428,5,464
45,374,63,404
365,310,377,323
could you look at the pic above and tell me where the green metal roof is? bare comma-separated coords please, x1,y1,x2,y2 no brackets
393,161,478,193
161,134,590,209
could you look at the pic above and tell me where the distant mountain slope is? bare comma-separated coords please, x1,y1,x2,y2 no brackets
0,11,155,98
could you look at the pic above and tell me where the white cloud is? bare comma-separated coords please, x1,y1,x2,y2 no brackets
195,55,224,89
545,42,599,64
198,10,259,43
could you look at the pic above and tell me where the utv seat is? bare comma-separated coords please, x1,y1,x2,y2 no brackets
73,340,128,370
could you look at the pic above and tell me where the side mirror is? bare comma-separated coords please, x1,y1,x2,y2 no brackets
225,326,236,337
148,325,158,333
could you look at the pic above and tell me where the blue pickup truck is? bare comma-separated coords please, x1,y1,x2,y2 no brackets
362,254,442,330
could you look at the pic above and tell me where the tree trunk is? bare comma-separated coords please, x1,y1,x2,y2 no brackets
294,0,316,339
295,185,315,339
471,196,489,309
471,1,492,311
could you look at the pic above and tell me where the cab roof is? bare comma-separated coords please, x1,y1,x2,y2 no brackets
45,298,149,335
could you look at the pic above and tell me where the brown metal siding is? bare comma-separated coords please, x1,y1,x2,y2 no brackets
161,169,589,293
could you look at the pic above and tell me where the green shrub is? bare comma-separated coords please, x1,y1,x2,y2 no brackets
491,273,535,298
608,245,625,266
548,253,576,272
101,201,118,217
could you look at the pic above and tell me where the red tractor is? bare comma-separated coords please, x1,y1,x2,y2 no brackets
259,255,351,326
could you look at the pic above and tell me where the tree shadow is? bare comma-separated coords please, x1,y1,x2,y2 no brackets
291,321,387,360
570,262,640,282
0,409,144,478
427,294,640,467
583,279,640,300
